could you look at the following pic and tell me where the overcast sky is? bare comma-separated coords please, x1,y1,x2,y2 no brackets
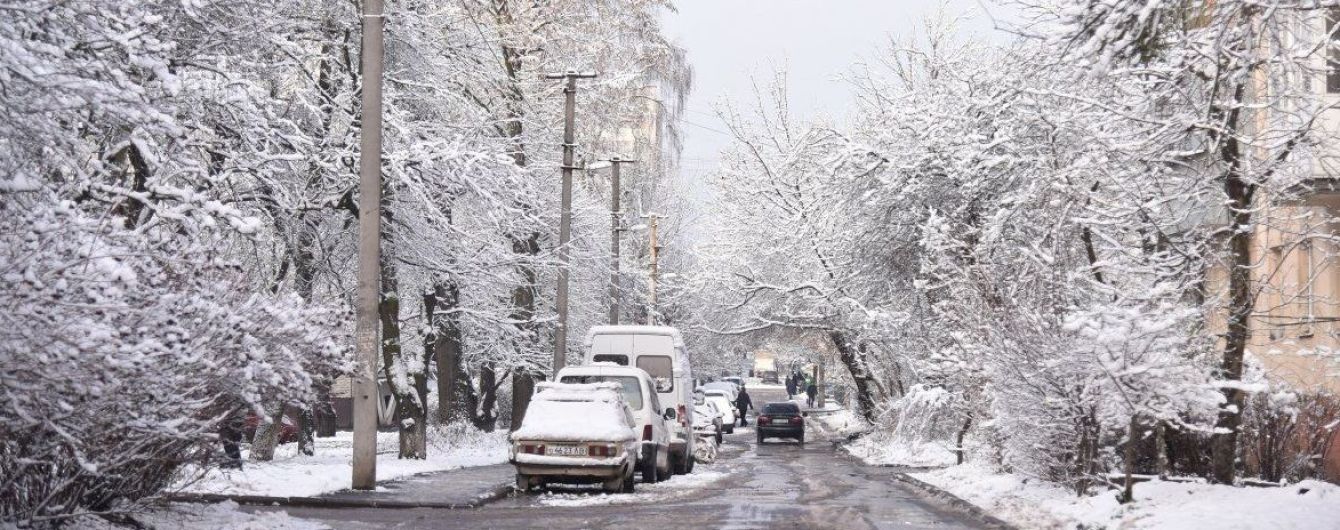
660,0,1017,185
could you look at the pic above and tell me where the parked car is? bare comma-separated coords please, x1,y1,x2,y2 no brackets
557,364,672,483
756,401,805,444
700,381,738,405
692,395,724,444
510,382,639,493
701,390,737,433
584,325,696,474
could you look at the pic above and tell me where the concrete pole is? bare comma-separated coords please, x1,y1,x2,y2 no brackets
608,158,635,325
351,0,385,491
544,71,595,379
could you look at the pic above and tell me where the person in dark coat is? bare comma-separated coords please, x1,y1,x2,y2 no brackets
785,374,797,398
735,387,753,426
804,374,818,409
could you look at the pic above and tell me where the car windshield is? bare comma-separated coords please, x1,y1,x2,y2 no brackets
762,403,800,414
558,375,644,410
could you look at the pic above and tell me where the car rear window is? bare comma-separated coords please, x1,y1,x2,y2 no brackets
558,375,644,410
636,356,674,392
762,403,800,414
592,354,629,365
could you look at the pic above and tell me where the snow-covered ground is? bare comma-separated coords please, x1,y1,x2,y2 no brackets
62,501,326,530
910,463,1340,530
174,425,507,498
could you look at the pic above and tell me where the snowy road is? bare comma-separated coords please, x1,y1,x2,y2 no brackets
253,388,993,529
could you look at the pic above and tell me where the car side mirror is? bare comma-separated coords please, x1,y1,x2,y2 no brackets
663,408,676,420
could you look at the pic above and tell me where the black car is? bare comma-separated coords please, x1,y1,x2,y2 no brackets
756,402,805,444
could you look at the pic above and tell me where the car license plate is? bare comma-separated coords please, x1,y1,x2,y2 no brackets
548,444,586,457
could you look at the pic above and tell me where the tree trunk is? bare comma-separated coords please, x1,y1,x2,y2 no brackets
474,363,497,431
431,279,474,425
1121,414,1140,504
510,371,536,432
378,202,428,459
249,406,286,462
956,413,973,465
1211,97,1254,485
829,330,880,423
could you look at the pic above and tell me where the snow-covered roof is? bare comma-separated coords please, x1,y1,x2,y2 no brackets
584,325,686,348
557,364,654,380
533,381,623,403
512,382,635,443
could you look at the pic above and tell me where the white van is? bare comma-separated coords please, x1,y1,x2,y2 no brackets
584,325,696,474
556,364,672,483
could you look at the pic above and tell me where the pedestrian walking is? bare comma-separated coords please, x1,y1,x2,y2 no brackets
785,373,797,398
805,374,818,409
735,387,753,426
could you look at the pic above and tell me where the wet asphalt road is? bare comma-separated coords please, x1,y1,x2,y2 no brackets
256,388,989,530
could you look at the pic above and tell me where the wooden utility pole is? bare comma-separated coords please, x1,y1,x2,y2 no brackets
544,71,596,379
351,0,385,491
642,213,664,325
607,158,635,325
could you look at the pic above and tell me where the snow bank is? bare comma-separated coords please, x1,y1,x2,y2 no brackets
176,425,507,498
913,463,1340,529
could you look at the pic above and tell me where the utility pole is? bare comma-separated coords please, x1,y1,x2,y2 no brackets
544,71,596,379
642,213,664,325
607,158,635,325
351,0,385,491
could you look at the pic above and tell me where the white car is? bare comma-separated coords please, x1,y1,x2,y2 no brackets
702,390,737,434
510,382,639,493
584,325,697,474
693,398,724,444
557,364,672,483
701,381,739,405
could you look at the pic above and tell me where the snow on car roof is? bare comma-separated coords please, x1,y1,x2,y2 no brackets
512,382,635,443
584,325,686,348
533,381,623,402
510,398,636,443
557,364,653,378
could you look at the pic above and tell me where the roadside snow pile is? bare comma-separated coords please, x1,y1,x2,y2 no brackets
809,408,870,438
511,383,636,443
537,470,729,507
912,463,1340,529
177,424,506,498
62,501,326,530
843,385,960,467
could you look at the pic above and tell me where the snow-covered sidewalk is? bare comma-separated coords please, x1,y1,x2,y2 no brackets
174,425,508,498
908,463,1340,530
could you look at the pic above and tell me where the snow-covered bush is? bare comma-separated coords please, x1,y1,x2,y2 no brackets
0,200,351,525
846,385,964,467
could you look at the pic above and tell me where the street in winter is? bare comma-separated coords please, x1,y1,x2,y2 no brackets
5,1,1340,530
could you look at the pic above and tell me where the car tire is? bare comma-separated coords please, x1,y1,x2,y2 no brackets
724,425,735,435
671,449,688,474
623,468,637,493
640,446,658,483
603,475,623,494
515,473,532,492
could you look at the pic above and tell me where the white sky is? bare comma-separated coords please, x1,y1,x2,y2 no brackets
661,0,1017,184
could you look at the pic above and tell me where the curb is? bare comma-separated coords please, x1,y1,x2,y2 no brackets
166,483,514,510
890,472,1017,530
